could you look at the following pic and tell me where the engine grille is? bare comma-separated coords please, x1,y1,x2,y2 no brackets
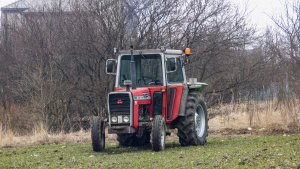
109,93,131,115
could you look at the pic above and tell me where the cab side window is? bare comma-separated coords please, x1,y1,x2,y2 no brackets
167,58,184,83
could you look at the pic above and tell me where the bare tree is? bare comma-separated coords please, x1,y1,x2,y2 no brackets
270,0,300,96
0,0,269,133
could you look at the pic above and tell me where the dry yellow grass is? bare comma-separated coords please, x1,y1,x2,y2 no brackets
0,124,14,148
0,124,3,147
0,123,91,148
1,99,299,148
209,98,300,131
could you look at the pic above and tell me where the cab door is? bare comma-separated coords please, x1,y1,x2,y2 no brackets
165,57,185,123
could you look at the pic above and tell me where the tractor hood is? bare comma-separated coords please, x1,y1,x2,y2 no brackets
115,87,152,104
131,88,151,100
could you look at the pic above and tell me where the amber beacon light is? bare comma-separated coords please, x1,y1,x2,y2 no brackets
185,48,191,55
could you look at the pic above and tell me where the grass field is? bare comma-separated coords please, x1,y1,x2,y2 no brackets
0,135,299,169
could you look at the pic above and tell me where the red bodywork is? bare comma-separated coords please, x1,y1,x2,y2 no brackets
116,84,184,129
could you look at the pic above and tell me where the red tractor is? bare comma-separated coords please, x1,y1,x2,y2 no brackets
91,47,208,151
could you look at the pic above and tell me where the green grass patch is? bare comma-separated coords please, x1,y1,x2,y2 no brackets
1,135,300,169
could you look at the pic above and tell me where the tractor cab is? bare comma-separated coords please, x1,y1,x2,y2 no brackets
92,47,208,152
107,49,188,125
119,53,165,87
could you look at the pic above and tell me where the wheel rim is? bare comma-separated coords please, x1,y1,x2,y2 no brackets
101,133,104,147
160,124,165,147
195,105,205,138
100,123,105,148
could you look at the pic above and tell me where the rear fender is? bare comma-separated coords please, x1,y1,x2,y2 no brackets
178,83,208,116
188,82,208,92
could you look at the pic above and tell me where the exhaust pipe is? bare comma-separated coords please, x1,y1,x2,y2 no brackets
130,45,137,89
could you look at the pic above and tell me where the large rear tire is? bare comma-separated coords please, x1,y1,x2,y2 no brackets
152,115,166,151
177,92,208,146
117,131,150,147
91,116,105,152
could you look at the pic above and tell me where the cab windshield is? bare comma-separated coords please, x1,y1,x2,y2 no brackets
119,54,163,87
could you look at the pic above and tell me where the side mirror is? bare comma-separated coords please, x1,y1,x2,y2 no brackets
166,58,177,73
106,59,117,75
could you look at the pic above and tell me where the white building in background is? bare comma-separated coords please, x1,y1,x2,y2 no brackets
0,0,81,44
1,0,138,44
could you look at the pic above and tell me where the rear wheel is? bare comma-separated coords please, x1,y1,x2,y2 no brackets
117,131,150,147
152,115,166,151
177,92,208,146
91,116,105,152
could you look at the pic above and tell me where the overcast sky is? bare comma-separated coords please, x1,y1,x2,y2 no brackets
0,0,293,33
230,0,287,32
0,0,15,9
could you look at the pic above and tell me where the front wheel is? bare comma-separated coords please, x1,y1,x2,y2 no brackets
151,115,166,151
91,116,105,152
177,93,208,146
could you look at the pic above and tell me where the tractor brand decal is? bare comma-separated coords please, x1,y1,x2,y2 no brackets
117,99,123,104
133,94,151,100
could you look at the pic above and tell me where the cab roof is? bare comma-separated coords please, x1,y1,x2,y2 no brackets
118,49,183,55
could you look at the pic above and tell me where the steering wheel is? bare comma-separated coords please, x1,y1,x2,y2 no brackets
142,76,153,85
147,80,161,86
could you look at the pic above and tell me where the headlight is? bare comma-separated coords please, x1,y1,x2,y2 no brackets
123,116,129,123
111,116,117,123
